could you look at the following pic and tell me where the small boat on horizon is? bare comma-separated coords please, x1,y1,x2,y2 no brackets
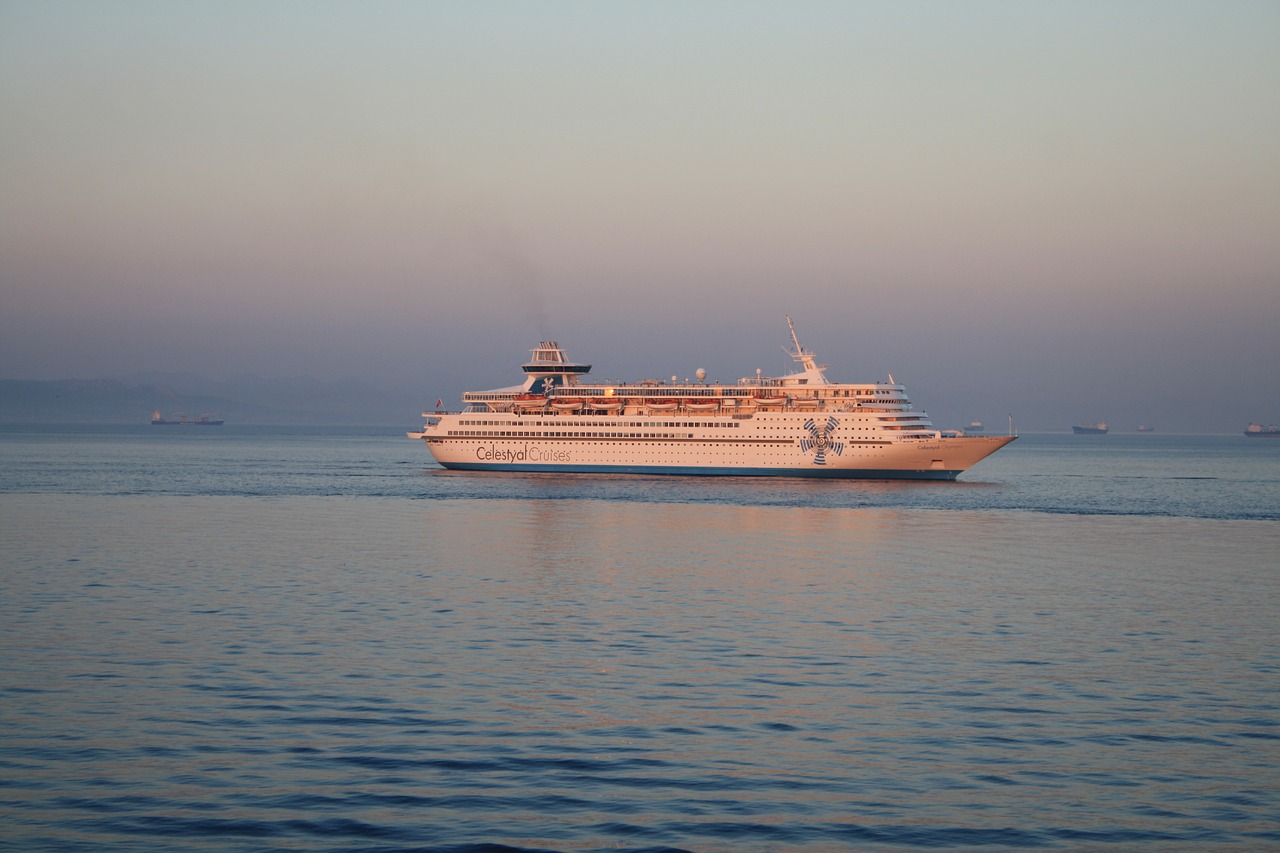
151,410,223,426
1072,422,1109,435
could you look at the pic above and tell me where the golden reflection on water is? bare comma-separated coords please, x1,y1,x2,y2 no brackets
403,497,1280,739
416,499,954,735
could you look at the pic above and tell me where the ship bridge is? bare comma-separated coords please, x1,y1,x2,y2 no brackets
520,342,592,394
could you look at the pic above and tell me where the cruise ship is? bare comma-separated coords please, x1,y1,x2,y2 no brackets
409,319,1017,479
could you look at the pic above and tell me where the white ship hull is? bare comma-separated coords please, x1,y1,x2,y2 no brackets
419,413,1014,480
410,318,1016,480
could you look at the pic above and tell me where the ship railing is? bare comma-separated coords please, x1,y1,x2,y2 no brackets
557,385,759,400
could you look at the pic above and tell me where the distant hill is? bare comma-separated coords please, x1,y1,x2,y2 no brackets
0,375,421,425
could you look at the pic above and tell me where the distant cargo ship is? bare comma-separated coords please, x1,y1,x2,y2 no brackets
1244,423,1280,438
1072,422,1109,435
151,410,224,426
1137,424,1155,433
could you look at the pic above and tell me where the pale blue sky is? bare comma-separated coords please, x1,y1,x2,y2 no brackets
2,1,1277,430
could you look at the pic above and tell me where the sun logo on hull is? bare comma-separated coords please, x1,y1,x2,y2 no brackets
799,416,844,465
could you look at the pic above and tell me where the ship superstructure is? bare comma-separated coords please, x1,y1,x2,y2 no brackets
409,318,1016,479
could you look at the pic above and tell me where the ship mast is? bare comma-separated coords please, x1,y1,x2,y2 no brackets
785,316,829,382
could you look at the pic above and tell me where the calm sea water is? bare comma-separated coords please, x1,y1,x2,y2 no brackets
2,427,1278,851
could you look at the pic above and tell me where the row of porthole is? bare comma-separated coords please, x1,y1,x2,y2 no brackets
443,439,887,455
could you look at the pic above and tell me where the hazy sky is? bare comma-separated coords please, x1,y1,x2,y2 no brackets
2,1,1278,431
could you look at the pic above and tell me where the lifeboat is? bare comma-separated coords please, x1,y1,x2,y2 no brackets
591,397,623,411
645,399,678,411
791,397,820,408
684,400,720,412
753,393,788,406
512,395,547,410
550,398,584,411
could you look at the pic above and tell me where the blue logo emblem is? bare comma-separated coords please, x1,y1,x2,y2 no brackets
800,417,844,465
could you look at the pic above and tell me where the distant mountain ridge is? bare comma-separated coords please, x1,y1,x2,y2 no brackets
0,375,420,425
